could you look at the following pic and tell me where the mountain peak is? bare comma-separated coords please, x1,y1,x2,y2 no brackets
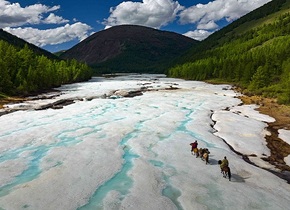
60,25,198,73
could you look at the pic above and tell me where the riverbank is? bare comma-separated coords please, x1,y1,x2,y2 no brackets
206,80,290,174
0,96,25,109
238,94,290,173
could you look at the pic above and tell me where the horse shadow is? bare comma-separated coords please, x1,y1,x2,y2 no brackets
229,174,248,183
198,157,222,166
207,157,219,165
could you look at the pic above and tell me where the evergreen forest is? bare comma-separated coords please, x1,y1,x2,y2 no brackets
168,0,290,104
0,41,92,96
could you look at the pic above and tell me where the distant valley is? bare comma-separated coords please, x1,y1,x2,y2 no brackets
0,0,290,105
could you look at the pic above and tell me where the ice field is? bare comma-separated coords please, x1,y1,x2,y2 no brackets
0,74,289,210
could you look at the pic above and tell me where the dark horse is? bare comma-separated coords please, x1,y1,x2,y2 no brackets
218,160,231,181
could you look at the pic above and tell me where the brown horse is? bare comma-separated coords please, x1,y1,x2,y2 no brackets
202,152,210,164
192,147,199,157
218,160,231,181
199,148,210,164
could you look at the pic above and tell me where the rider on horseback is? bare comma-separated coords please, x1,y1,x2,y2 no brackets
218,156,231,181
220,156,229,171
190,141,198,157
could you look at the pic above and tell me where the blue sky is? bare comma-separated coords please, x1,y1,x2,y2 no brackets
0,0,271,52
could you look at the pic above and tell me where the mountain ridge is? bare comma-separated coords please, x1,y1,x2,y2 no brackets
60,25,198,73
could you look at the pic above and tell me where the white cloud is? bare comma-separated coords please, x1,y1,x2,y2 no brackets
197,20,218,30
103,0,184,29
180,0,271,41
0,0,92,48
183,30,213,41
0,0,63,27
43,13,69,24
179,0,271,26
3,23,92,47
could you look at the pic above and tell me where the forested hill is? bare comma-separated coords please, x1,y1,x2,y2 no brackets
0,31,92,96
60,25,198,74
168,0,290,104
0,29,58,60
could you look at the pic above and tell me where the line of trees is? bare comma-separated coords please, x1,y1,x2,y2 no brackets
168,12,290,104
0,42,92,96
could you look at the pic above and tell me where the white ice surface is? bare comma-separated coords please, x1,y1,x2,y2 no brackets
0,74,289,210
279,129,290,146
278,129,290,166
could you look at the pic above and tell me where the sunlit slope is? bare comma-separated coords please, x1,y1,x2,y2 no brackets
168,0,290,104
233,0,290,35
174,0,289,62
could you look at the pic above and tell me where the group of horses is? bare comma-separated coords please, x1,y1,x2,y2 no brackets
192,148,231,181
192,147,210,164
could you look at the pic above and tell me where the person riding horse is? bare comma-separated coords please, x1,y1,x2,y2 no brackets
190,141,198,157
218,157,231,181
220,156,229,171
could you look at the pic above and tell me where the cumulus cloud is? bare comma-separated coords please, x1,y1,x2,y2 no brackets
43,13,69,24
197,20,218,30
3,23,92,47
179,0,271,40
0,0,65,27
103,0,184,29
0,0,92,47
183,30,213,41
179,0,271,27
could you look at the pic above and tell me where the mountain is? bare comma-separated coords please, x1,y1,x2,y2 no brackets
168,0,290,104
0,29,59,60
59,25,198,74
171,0,289,64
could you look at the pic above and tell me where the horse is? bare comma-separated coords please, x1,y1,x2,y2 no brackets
192,147,199,158
218,160,231,181
199,148,210,164
192,147,210,164
221,166,231,181
198,148,203,158
202,152,210,164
